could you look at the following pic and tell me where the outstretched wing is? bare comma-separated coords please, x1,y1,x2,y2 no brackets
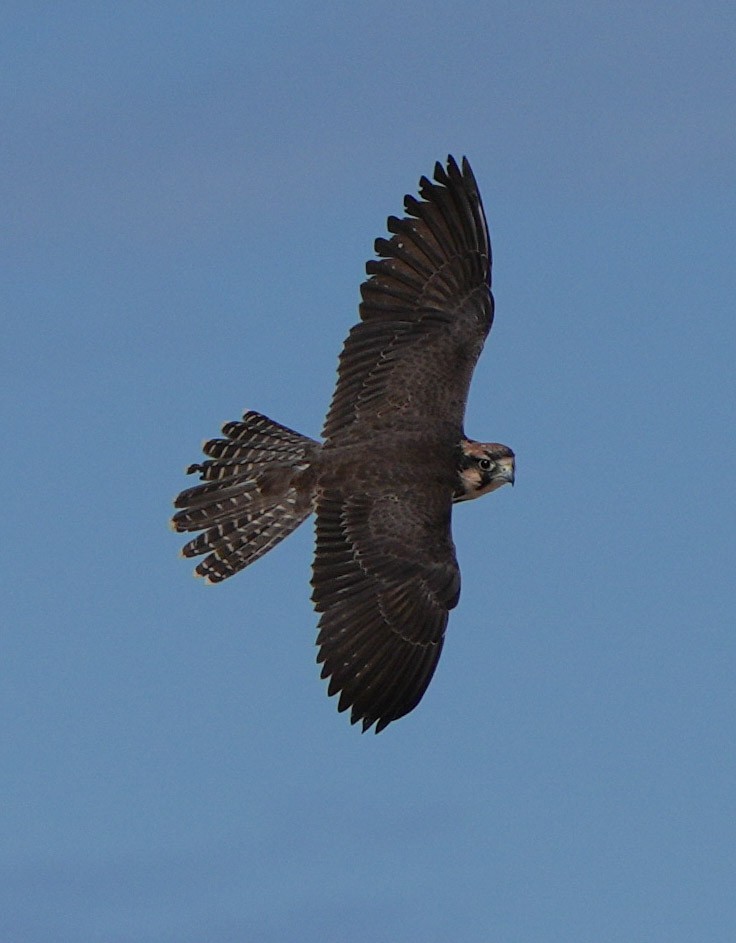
322,156,493,444
311,483,460,733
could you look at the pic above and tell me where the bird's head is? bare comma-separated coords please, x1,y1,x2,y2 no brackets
453,439,515,502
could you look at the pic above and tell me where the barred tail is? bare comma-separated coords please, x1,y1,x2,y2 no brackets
171,410,319,583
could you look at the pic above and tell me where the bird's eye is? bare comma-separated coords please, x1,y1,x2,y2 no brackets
478,458,494,471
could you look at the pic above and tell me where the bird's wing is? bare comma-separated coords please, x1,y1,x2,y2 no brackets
311,482,460,732
322,156,493,444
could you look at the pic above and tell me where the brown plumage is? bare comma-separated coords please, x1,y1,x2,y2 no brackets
172,156,515,732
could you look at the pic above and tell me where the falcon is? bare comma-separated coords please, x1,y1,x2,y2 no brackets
172,156,515,732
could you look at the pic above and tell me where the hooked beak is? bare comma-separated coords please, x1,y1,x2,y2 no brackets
494,457,515,487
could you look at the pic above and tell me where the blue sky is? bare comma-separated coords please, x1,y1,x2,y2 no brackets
3,2,735,940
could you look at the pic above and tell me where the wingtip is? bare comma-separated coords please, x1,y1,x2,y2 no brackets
433,154,472,190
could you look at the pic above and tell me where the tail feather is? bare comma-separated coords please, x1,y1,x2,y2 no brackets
207,413,313,464
172,410,319,582
171,482,263,531
173,476,260,512
186,495,311,583
189,411,314,479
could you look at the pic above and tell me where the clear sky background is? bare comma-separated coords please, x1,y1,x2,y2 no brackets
3,3,735,941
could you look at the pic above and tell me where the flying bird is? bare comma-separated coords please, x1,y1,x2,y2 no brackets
172,156,515,732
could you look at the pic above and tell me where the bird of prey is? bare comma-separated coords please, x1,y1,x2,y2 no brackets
172,156,515,732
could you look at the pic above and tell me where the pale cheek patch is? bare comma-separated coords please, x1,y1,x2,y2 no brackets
457,468,506,501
